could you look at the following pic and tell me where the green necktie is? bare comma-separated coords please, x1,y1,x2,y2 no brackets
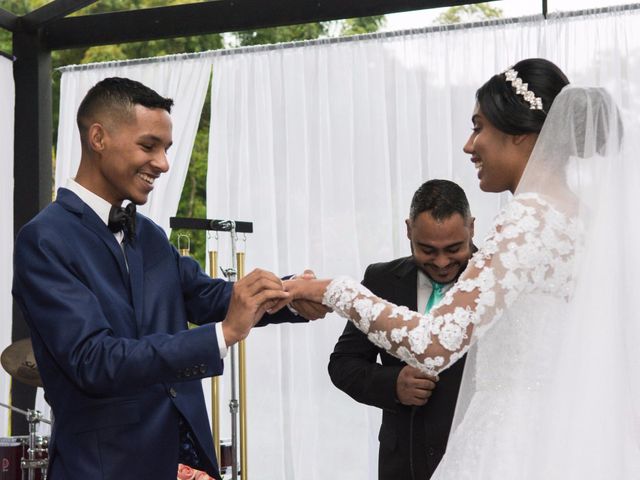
425,281,445,313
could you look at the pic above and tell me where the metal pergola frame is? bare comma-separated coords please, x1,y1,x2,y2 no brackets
1,0,528,433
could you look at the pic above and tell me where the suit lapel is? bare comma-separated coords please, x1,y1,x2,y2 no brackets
83,214,130,283
56,188,134,303
391,258,418,311
56,188,145,335
56,189,130,286
124,241,144,335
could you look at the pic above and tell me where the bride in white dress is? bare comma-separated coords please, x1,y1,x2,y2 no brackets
285,58,640,478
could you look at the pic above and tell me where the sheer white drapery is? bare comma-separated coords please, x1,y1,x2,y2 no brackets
55,56,212,234
0,56,14,435
207,7,640,480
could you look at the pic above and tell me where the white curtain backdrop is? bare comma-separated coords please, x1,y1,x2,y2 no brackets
207,7,640,480
55,56,212,234
0,56,14,436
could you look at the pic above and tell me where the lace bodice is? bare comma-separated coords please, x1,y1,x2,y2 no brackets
322,193,580,375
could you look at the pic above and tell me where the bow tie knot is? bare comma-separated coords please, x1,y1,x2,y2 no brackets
108,203,137,242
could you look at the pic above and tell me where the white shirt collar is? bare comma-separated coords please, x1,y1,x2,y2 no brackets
65,179,125,243
65,178,113,226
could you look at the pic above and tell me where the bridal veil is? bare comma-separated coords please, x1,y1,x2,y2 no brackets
452,85,640,478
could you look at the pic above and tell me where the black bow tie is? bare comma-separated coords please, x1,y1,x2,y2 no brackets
108,203,136,242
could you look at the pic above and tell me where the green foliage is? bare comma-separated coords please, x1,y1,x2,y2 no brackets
1,0,384,266
232,15,386,46
234,23,328,47
339,16,387,36
0,33,9,56
434,3,503,25
168,91,211,268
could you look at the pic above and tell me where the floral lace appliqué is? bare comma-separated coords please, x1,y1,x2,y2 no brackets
322,194,579,375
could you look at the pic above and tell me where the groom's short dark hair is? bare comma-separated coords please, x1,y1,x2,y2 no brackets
410,179,471,223
76,77,173,144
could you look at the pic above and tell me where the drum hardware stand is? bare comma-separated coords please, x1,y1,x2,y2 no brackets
0,402,51,480
171,216,253,480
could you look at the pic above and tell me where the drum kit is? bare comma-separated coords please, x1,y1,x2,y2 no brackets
0,339,50,480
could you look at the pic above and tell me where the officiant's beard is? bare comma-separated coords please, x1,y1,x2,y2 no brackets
418,254,470,285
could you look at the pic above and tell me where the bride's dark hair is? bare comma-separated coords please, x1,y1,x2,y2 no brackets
476,58,570,135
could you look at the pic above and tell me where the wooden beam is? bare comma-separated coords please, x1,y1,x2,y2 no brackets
13,32,52,226
0,7,18,32
12,30,52,434
20,0,99,30
42,0,494,50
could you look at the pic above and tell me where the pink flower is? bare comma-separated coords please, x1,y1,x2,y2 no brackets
177,464,214,480
194,471,214,480
177,464,196,480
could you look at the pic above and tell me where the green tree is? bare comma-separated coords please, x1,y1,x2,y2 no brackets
434,3,503,25
233,23,328,47
232,16,385,46
339,16,386,36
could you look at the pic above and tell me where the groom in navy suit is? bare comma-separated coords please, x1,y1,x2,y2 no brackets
13,78,323,480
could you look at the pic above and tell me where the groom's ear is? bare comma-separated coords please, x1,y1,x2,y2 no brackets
88,123,107,152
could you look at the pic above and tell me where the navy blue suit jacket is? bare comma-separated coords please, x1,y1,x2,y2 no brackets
13,188,300,480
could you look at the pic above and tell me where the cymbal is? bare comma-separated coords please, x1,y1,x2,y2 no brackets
1,339,42,388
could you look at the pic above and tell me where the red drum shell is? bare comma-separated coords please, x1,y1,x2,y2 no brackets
0,437,47,480
219,440,232,469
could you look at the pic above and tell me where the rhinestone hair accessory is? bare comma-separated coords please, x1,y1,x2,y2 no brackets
504,68,544,111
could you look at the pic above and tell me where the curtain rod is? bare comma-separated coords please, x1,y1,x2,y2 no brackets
57,3,639,73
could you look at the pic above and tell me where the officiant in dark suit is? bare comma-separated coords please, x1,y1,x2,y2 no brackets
12,77,324,480
328,179,476,480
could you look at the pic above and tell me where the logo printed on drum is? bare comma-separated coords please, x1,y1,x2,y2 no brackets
2,457,9,471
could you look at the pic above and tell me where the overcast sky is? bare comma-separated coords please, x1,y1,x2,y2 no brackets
384,0,632,30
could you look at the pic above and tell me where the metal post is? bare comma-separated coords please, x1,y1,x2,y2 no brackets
236,252,248,480
225,222,239,480
208,249,221,466
12,28,52,436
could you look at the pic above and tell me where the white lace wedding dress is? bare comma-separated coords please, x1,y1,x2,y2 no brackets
323,193,580,478
322,86,640,478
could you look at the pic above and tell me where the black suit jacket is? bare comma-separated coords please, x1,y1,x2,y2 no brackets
328,257,465,480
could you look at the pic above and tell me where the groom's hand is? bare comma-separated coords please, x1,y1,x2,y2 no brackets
222,269,291,346
396,366,438,406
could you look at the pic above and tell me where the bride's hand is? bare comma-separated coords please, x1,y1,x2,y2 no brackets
267,277,332,315
285,277,332,303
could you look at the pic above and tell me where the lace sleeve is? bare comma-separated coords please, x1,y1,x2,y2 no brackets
322,194,578,375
